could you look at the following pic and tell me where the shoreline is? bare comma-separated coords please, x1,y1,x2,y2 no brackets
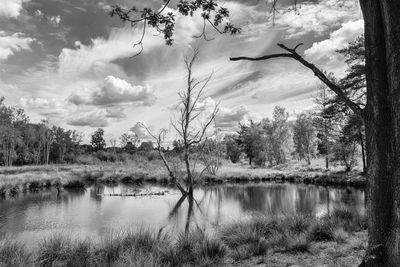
0,163,366,199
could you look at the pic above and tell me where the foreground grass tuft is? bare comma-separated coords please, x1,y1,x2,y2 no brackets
0,239,31,266
0,209,366,266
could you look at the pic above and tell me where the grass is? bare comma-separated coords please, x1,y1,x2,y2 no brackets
0,156,366,199
0,209,366,266
219,209,366,259
0,238,30,266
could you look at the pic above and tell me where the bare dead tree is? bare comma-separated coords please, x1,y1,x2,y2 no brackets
171,50,219,194
141,50,218,196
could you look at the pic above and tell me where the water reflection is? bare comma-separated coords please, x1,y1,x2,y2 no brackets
0,183,365,247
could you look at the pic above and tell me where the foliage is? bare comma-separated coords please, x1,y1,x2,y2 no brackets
138,141,154,152
237,121,265,166
237,106,292,167
261,106,292,165
91,128,106,152
331,135,359,172
223,134,241,163
293,113,318,164
110,0,240,48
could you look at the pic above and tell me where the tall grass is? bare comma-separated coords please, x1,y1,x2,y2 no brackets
0,238,31,266
0,209,366,266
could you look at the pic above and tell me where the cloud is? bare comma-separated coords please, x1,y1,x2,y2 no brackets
58,28,143,74
190,97,260,130
49,15,61,26
35,10,61,26
275,0,360,38
216,104,250,128
0,31,35,61
57,8,202,76
68,76,157,106
20,97,59,108
67,109,109,127
0,0,29,18
106,106,127,119
304,19,363,61
130,122,151,139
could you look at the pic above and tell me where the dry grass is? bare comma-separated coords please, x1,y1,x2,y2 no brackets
0,209,366,266
0,156,366,199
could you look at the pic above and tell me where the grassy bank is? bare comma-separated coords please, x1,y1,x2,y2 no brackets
0,157,366,198
0,209,366,266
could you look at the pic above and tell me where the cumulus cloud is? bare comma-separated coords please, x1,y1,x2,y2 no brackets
130,122,151,139
189,97,259,130
68,76,156,106
0,31,35,61
216,105,250,128
304,19,363,61
0,0,29,18
67,109,109,127
275,0,360,38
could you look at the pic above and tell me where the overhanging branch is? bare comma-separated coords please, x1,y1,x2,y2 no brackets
230,43,365,119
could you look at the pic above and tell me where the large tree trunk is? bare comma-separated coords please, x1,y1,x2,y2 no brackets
360,1,400,266
359,129,367,173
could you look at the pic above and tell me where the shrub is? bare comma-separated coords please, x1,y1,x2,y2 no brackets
283,214,312,235
160,230,226,266
325,209,366,232
333,228,349,243
146,151,160,161
94,151,118,162
225,137,242,164
75,154,100,165
284,234,310,253
308,220,335,241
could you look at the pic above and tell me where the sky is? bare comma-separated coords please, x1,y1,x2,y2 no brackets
0,0,364,143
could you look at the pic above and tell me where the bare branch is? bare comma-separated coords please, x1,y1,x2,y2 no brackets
230,43,365,119
138,123,187,195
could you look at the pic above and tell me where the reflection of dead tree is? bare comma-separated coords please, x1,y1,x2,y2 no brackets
167,194,198,234
168,194,187,219
167,187,224,234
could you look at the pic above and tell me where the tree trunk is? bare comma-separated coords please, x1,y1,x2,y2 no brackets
184,147,193,195
324,119,329,169
359,129,367,173
360,1,400,266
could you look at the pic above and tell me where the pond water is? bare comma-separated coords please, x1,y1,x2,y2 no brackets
0,182,365,248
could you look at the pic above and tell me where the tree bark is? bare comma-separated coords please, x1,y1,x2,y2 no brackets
360,0,400,266
359,129,366,173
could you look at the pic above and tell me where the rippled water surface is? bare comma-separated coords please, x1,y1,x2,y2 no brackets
0,182,365,247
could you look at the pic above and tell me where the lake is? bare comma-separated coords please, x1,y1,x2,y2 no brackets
0,182,365,247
